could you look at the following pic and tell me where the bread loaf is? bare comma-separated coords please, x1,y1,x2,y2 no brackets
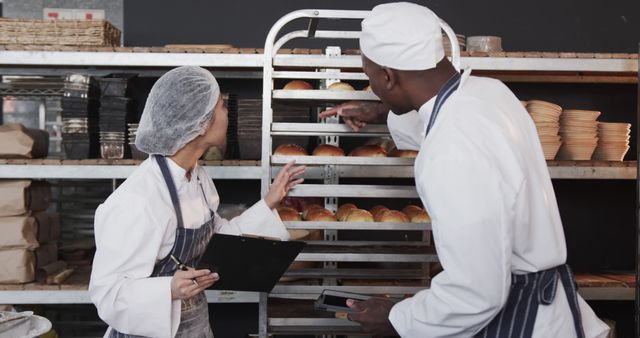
349,145,387,157
328,82,355,91
345,209,374,222
370,205,390,221
277,207,301,221
378,210,410,223
402,205,424,219
312,144,345,156
274,144,308,156
302,204,324,220
336,203,358,221
390,148,419,158
306,208,337,222
283,80,313,90
411,211,431,223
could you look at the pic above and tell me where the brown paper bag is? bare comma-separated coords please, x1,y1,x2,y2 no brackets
0,180,51,216
27,181,51,212
33,212,60,243
0,180,29,216
0,123,49,159
36,260,67,283
0,249,35,283
0,215,39,250
35,242,58,268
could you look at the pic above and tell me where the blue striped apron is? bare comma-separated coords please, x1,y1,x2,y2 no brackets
109,155,215,338
425,72,585,338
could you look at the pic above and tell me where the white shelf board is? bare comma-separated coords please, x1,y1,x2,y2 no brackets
0,51,262,68
272,89,379,101
0,164,262,180
0,290,259,304
271,155,414,166
578,287,634,301
287,184,419,198
0,162,634,180
0,51,636,73
547,164,636,180
273,54,639,73
284,221,429,231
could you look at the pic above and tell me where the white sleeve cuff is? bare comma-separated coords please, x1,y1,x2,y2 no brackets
389,296,414,337
119,276,177,338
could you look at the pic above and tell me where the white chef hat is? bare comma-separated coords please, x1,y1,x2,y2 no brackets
360,2,445,71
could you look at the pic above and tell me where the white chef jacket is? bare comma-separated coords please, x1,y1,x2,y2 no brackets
89,157,289,338
386,69,610,338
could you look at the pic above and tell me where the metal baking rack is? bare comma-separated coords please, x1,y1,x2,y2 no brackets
258,9,462,337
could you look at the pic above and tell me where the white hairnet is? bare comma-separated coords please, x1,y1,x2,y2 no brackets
360,2,445,70
135,66,220,156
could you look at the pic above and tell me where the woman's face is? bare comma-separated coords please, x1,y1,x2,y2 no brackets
201,96,228,147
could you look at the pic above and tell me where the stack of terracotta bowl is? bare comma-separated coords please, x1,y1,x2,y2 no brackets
556,110,601,160
525,100,563,160
592,122,631,161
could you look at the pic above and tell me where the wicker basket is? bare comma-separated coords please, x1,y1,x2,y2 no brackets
0,19,121,46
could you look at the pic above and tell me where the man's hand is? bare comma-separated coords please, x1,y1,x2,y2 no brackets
347,298,399,337
319,101,389,131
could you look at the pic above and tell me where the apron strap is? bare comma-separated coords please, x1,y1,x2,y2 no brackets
558,264,586,338
425,71,462,136
155,155,185,228
196,175,215,217
475,264,586,338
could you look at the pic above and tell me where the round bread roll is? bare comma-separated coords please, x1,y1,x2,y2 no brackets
302,204,324,220
379,210,410,223
328,82,355,91
312,144,345,156
349,145,387,157
307,208,337,222
335,312,349,319
283,80,313,90
411,211,431,223
402,205,424,219
365,138,396,153
390,148,419,158
336,203,358,221
277,207,301,221
274,144,308,156
370,205,390,221
345,209,374,222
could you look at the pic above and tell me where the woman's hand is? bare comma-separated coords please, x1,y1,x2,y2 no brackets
170,268,219,300
264,161,306,209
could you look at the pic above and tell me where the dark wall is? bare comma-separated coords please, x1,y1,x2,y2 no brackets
123,2,639,336
124,0,639,52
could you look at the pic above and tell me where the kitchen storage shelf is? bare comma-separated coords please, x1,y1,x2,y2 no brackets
0,159,633,180
0,9,637,337
0,159,262,180
256,9,640,337
0,48,637,82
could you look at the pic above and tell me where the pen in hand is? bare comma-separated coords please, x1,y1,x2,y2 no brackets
170,254,199,286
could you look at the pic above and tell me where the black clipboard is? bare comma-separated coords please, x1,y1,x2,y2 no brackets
196,233,306,293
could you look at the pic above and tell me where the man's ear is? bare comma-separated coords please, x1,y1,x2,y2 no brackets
382,67,397,91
